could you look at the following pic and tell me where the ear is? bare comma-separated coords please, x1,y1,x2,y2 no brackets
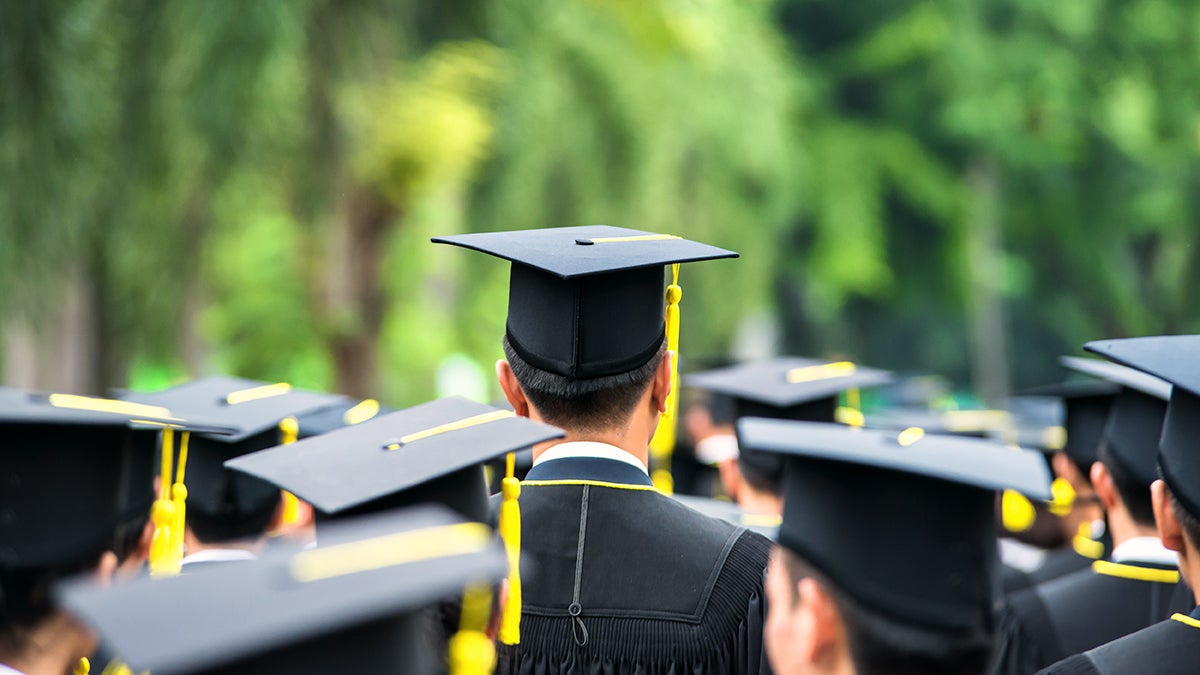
796,577,844,664
1053,453,1080,486
1152,480,1186,553
650,350,674,414
718,457,742,502
496,360,530,418
1091,461,1116,511
94,551,119,586
487,578,510,640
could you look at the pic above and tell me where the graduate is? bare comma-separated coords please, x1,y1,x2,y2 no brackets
436,225,772,675
0,390,226,675
58,505,510,675
1041,335,1200,674
736,418,1051,675
686,356,891,517
991,359,1187,673
122,376,364,571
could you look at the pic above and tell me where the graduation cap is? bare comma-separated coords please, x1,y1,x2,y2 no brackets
0,391,232,568
685,357,893,422
58,505,508,675
434,224,736,379
1024,377,1119,472
226,396,563,522
737,418,1051,632
120,377,357,541
1085,335,1200,520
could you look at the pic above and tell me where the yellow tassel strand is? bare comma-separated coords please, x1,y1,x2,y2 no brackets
149,429,180,577
497,451,522,645
74,657,90,675
277,417,303,526
449,585,496,675
649,264,682,494
1047,477,1077,516
1001,489,1036,532
171,432,190,565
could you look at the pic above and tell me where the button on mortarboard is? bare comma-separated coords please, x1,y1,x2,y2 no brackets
57,505,508,675
433,225,737,379
738,418,1051,631
226,396,564,522
1085,335,1200,521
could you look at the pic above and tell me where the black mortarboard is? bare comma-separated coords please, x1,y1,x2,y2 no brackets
226,396,564,522
433,225,737,378
686,357,892,492
1085,335,1200,519
1024,377,1119,470
0,391,231,567
738,418,1051,631
685,357,893,421
58,505,507,675
1060,356,1170,486
121,377,352,528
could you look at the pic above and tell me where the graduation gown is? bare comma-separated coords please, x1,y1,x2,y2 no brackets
1038,605,1200,674
1001,540,1105,594
495,454,771,675
990,559,1188,674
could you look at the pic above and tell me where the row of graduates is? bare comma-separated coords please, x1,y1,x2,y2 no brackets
2,225,1199,674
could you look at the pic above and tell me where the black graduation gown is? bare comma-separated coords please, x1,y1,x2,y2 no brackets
990,559,1188,674
1038,605,1200,674
495,455,771,675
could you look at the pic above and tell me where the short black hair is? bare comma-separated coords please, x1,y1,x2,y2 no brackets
1097,443,1156,527
503,335,666,431
736,448,784,497
187,495,281,545
1168,489,1200,557
777,547,993,675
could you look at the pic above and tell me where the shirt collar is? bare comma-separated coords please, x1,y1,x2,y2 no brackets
181,548,258,566
533,441,648,475
1110,536,1179,567
0,664,27,675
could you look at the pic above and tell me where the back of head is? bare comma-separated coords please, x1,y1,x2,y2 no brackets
503,335,665,431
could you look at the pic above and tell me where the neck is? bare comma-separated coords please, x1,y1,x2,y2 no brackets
738,486,784,518
1107,504,1157,550
534,431,650,468
184,528,265,557
0,612,95,675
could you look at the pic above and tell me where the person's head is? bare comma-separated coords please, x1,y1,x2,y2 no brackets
737,419,1052,675
1087,388,1166,536
1091,444,1156,530
499,334,670,435
766,547,993,675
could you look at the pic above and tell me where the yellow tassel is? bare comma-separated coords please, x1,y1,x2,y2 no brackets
1074,522,1106,560
497,452,522,645
149,429,180,577
171,432,190,563
75,657,90,675
448,629,497,675
1001,489,1036,532
1048,477,1076,516
650,264,681,494
277,417,303,526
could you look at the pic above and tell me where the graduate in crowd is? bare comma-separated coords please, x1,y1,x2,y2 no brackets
0,392,223,675
122,376,362,571
1041,335,1200,674
1001,370,1118,592
739,418,1051,675
685,356,891,517
436,225,773,675
58,505,510,675
991,359,1187,673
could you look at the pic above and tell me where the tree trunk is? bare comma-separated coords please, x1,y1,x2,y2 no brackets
964,159,1010,407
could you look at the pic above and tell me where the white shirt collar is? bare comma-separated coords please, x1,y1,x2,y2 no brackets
694,434,740,465
532,441,648,475
0,664,27,675
1110,536,1179,567
181,548,258,566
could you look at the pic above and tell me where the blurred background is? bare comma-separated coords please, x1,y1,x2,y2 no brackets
2,0,1198,407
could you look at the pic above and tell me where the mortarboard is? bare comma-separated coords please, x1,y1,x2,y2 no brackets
1061,356,1170,487
737,418,1051,631
58,505,508,675
226,396,564,522
433,225,737,379
1024,377,1119,471
121,377,358,534
686,357,892,488
0,391,232,568
1084,335,1200,520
